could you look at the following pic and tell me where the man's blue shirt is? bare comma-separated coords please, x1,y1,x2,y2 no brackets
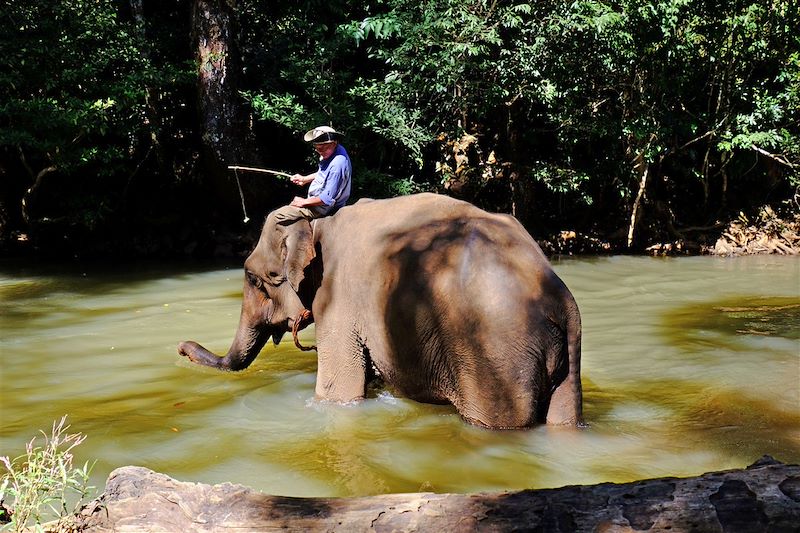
308,144,352,215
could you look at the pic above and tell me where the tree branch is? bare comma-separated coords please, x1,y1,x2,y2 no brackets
677,130,714,152
751,144,796,168
22,165,58,225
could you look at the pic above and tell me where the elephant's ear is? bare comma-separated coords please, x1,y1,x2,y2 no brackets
257,214,289,286
284,219,315,292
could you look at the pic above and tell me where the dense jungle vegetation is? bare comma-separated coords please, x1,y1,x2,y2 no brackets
2,0,798,258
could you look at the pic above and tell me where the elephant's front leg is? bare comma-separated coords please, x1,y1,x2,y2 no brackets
314,338,367,403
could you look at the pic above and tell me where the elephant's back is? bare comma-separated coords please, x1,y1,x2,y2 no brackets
332,193,541,255
334,193,477,232
327,193,559,305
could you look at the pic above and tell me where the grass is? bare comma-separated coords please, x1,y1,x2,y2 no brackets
0,416,96,532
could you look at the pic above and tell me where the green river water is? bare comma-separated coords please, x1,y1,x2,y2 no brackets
1,255,798,498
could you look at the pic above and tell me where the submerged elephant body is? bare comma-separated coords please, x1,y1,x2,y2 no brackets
180,193,582,429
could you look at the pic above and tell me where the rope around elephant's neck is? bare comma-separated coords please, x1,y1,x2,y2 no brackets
292,309,316,351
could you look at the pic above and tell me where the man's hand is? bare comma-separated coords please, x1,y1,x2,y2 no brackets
290,196,325,208
291,173,314,186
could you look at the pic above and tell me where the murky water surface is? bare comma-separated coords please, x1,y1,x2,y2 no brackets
1,256,798,497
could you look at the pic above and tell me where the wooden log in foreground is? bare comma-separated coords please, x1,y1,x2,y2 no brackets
80,456,799,532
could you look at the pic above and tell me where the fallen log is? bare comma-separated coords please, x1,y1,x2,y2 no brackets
79,456,799,532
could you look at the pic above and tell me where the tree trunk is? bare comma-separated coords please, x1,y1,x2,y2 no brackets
510,169,534,229
78,456,799,532
627,159,648,249
505,98,533,228
192,0,261,206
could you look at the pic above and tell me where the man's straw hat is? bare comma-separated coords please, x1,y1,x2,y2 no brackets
303,126,343,144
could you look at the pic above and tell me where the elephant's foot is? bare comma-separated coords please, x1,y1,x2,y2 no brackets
178,341,225,369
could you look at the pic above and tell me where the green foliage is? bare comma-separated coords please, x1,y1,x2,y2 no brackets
347,13,404,45
491,0,798,226
718,47,800,186
353,167,430,198
239,1,360,130
238,0,431,193
4,1,139,171
0,417,95,532
340,1,524,135
2,0,797,254
529,163,593,205
348,79,430,165
2,0,193,236
247,92,310,132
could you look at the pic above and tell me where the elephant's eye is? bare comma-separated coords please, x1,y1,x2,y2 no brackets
265,271,285,287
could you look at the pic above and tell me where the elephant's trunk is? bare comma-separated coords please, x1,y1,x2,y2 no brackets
178,324,269,371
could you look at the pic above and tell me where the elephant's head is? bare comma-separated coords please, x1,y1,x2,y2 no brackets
178,214,316,370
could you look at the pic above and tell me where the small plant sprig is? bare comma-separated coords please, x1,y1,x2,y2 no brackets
0,416,96,532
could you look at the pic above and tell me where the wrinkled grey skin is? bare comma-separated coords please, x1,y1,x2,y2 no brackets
179,193,582,429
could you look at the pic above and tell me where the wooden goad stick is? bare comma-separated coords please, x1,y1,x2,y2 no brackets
228,166,294,223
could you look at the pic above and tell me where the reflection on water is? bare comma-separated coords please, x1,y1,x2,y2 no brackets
1,256,798,497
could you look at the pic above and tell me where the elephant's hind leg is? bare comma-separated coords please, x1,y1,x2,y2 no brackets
545,375,582,425
452,366,540,429
546,302,583,426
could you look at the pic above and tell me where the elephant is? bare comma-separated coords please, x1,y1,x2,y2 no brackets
178,193,583,429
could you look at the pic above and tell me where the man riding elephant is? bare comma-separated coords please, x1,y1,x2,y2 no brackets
274,126,352,223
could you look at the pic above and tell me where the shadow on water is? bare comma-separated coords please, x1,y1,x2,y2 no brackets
661,296,800,349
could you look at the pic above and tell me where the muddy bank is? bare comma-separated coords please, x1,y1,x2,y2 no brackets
69,456,799,532
707,206,800,257
541,207,800,257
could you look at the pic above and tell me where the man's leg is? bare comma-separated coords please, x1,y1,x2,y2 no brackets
273,205,317,224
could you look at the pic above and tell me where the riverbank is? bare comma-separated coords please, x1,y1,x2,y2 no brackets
706,206,800,256
541,207,800,257
58,456,799,532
